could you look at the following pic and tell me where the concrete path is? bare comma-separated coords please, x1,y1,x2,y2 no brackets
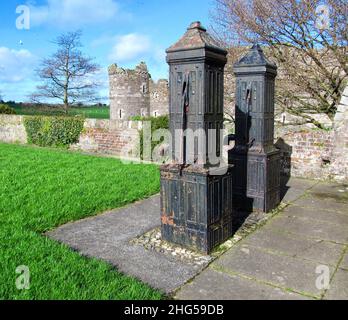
48,195,206,295
176,179,348,300
48,178,348,300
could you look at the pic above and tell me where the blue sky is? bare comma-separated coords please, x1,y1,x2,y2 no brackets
0,0,214,103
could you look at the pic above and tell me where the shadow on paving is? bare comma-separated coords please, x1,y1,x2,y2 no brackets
176,178,348,300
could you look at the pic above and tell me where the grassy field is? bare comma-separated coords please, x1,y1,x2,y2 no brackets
0,143,162,300
10,104,110,119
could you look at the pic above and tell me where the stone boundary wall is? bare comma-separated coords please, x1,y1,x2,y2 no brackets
0,115,140,158
275,130,334,180
330,86,348,182
70,119,140,157
0,115,27,144
0,114,347,181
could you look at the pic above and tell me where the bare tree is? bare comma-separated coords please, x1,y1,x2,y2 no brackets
212,0,348,129
33,31,100,113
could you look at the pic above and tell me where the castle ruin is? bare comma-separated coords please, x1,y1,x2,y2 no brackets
108,62,169,120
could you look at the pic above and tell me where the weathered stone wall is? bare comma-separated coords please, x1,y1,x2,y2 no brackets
0,115,27,144
109,62,150,120
149,79,169,117
275,129,334,180
0,115,140,158
0,108,347,181
273,85,348,181
330,86,348,182
70,119,141,158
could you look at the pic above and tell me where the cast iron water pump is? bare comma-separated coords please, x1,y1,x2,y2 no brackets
160,22,234,254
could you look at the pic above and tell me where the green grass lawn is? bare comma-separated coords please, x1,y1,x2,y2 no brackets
0,143,162,300
11,105,110,119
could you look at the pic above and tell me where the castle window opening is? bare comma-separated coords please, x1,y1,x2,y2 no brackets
118,109,125,120
142,84,147,94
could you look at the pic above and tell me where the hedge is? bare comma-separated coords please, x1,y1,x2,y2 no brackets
23,116,85,148
0,104,16,115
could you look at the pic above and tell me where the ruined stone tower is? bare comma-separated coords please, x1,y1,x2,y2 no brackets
108,62,151,120
149,79,169,117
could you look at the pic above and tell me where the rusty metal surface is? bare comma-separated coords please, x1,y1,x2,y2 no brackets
160,166,233,254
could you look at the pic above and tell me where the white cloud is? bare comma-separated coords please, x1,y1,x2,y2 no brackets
0,47,36,83
29,0,121,27
0,47,37,101
93,33,168,80
108,33,151,62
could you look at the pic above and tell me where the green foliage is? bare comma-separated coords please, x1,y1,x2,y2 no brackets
129,115,143,121
129,115,169,130
138,116,169,160
0,104,16,115
9,103,109,119
24,116,85,147
0,143,162,299
311,126,333,132
149,115,169,131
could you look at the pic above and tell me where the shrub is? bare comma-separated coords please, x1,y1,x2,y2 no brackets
24,116,85,148
129,115,143,121
0,104,16,115
149,115,169,132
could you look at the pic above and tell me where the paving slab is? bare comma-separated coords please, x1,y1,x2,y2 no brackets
175,267,311,300
293,196,348,214
282,205,348,225
307,182,348,203
340,252,348,270
282,177,318,191
279,177,318,203
262,215,348,244
49,177,348,300
280,187,307,204
48,195,203,295
175,178,347,300
324,269,348,300
244,229,345,266
213,244,332,298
